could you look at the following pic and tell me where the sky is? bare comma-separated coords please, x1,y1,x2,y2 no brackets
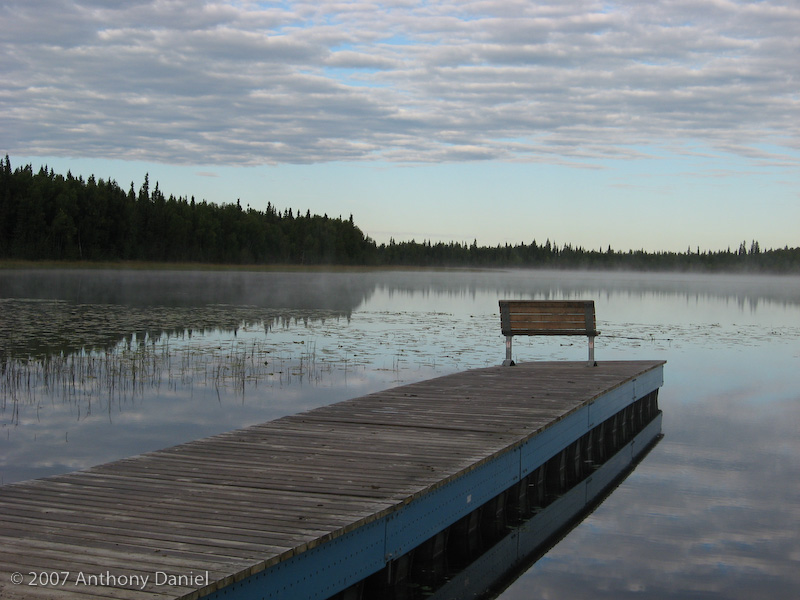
3,0,799,253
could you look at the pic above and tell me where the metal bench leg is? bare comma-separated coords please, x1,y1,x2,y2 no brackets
588,335,596,367
502,335,515,366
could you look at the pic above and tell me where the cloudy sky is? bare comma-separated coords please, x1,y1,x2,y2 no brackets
3,0,799,252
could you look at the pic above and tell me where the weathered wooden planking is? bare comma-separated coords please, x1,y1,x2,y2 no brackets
0,360,664,600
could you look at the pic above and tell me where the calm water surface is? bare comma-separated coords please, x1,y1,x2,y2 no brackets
1,268,799,599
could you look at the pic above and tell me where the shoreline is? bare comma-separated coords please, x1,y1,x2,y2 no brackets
1,258,798,277
0,259,458,273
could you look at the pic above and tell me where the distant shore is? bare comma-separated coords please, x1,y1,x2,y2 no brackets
0,259,479,273
2,258,799,276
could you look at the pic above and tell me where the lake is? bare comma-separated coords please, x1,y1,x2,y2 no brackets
1,267,799,599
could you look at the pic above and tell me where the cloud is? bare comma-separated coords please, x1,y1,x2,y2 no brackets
2,0,799,166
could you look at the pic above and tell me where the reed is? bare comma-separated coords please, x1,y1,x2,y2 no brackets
1,331,343,422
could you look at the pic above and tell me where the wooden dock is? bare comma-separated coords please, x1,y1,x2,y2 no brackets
0,360,664,600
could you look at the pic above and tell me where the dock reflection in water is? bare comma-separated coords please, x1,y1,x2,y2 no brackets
344,400,664,600
438,426,661,600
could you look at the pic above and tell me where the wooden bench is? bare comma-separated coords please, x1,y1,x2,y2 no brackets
499,300,599,366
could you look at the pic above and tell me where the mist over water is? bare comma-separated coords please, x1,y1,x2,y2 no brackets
1,268,799,598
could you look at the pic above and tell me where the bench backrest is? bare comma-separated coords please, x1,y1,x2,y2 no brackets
499,300,598,337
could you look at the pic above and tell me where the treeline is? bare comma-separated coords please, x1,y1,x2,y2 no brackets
0,158,372,264
378,238,800,272
1,158,799,272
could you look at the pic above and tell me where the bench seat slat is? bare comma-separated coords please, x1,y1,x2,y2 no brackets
506,328,599,336
506,313,590,321
502,301,591,310
505,313,591,320
506,309,590,318
506,315,589,326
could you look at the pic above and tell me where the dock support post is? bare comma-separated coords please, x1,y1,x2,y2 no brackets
588,335,596,367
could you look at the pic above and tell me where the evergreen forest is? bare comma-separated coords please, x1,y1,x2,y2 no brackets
1,157,798,273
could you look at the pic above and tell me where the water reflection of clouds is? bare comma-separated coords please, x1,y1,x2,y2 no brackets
498,360,800,599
